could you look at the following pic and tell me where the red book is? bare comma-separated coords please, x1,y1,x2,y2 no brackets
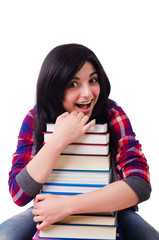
44,132,109,145
43,141,109,156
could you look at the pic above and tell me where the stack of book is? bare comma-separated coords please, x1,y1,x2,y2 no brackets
33,122,119,240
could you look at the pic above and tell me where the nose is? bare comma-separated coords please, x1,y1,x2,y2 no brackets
80,84,92,98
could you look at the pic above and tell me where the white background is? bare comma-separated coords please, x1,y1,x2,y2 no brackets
0,0,158,231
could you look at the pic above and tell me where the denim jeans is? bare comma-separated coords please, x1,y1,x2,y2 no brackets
0,208,158,240
118,209,159,240
0,207,36,240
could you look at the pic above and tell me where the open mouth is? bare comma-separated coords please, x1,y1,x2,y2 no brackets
75,100,92,110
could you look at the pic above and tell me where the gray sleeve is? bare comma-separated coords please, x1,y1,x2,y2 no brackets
123,175,151,203
16,167,43,197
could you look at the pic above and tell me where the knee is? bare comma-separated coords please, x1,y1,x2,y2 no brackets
0,231,28,240
0,225,10,240
0,233,13,240
118,210,159,240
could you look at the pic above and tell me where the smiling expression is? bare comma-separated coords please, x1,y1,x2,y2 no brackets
63,61,100,118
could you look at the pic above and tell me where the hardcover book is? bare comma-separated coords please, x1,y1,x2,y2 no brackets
53,154,110,171
46,122,108,133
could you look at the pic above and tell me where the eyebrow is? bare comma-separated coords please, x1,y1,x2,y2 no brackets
73,71,98,80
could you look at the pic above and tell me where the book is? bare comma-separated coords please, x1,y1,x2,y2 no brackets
46,122,108,133
44,131,109,145
33,227,122,240
56,214,116,226
42,184,102,195
45,169,111,186
33,215,118,239
37,224,117,239
44,142,109,156
53,154,110,171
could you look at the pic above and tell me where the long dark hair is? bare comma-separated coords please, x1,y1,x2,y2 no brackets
35,43,111,151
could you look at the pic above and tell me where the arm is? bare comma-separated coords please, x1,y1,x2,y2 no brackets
9,109,37,206
33,180,138,230
10,110,95,206
109,100,151,203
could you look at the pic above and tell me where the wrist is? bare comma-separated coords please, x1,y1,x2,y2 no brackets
64,195,78,216
46,133,66,153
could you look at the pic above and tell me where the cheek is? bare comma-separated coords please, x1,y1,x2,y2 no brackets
64,92,74,103
63,91,76,109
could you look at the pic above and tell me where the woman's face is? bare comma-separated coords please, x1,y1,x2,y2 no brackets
63,61,100,118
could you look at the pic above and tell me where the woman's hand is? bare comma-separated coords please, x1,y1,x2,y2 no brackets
32,194,71,230
52,111,95,148
27,111,95,185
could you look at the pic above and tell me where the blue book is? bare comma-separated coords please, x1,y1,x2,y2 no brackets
34,224,117,239
41,184,103,195
44,169,111,187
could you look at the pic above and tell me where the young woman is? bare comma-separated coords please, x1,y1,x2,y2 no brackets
0,44,158,240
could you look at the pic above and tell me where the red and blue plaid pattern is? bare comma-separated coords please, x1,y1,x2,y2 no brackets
109,102,150,184
8,101,151,206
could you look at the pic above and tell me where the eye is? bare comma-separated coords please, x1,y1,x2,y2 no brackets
89,77,98,84
66,81,78,88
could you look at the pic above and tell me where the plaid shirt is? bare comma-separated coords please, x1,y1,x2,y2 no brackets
9,100,151,206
